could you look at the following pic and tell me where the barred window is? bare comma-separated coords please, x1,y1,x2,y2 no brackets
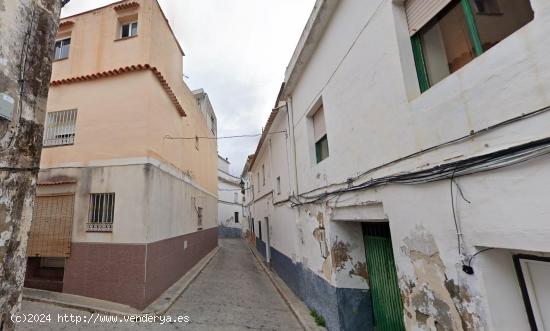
87,193,115,232
43,109,77,147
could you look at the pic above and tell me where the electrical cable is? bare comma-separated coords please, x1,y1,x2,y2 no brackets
291,136,550,207
450,170,462,255
164,131,287,140
468,248,495,267
296,105,550,198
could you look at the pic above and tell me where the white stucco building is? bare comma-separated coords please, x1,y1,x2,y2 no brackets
244,0,550,330
217,155,244,238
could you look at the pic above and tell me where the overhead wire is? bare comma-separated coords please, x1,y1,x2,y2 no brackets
164,131,287,141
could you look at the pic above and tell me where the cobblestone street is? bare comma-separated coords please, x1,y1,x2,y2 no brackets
16,240,302,331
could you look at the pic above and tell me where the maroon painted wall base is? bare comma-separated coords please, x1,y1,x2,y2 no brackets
62,227,218,309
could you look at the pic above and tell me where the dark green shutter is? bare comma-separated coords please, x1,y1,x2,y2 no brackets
363,223,405,331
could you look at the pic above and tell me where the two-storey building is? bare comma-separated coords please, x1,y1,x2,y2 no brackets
24,0,219,309
246,0,550,330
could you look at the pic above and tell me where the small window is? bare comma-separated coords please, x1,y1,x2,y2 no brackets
313,105,329,163
234,192,238,203
411,0,534,92
257,173,260,192
276,177,281,195
262,165,265,186
234,212,239,223
88,193,115,232
197,207,203,230
121,21,138,38
43,109,77,147
54,38,71,60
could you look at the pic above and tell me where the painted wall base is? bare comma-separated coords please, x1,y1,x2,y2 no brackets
59,227,218,309
256,240,373,331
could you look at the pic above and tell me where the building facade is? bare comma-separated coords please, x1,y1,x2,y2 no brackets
217,155,244,238
245,0,550,330
24,0,218,309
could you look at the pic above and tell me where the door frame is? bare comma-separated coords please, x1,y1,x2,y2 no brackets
513,254,550,331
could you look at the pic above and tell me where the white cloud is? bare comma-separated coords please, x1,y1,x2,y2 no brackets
62,0,314,175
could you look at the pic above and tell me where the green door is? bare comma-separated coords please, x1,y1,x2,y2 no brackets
363,223,405,331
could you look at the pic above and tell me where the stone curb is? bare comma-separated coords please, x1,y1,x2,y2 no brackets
246,240,326,331
23,245,220,316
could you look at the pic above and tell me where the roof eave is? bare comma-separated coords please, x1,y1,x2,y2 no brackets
282,0,341,98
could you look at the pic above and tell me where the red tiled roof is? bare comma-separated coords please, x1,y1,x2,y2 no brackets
113,1,140,11
50,64,187,117
249,108,279,170
58,21,74,29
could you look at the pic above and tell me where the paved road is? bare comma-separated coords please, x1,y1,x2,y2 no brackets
16,239,302,331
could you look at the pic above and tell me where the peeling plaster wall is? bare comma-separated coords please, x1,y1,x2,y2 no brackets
0,0,60,329
276,0,550,329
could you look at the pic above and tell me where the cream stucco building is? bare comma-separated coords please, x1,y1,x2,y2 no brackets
24,0,218,309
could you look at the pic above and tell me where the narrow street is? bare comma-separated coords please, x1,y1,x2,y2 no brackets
16,239,302,331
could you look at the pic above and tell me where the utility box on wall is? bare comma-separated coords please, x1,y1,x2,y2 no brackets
0,93,15,121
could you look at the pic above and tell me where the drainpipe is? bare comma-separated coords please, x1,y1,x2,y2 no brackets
286,96,300,196
265,217,271,266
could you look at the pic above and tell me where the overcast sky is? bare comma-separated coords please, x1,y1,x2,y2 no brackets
61,0,315,176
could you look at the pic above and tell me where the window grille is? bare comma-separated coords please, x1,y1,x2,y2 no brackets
87,193,115,232
54,38,71,60
43,109,77,147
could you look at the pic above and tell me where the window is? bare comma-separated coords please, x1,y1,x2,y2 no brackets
54,38,71,60
234,192,238,203
121,21,138,38
262,165,265,186
276,177,281,195
234,212,239,223
197,207,203,230
409,0,534,92
43,109,77,147
313,105,329,163
257,173,260,192
88,193,115,232
251,218,255,234
195,136,200,150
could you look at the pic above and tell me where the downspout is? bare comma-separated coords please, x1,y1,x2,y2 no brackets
265,217,271,266
287,96,300,196
266,139,275,266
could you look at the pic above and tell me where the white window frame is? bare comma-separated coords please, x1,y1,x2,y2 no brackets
43,109,77,147
54,37,71,60
120,21,138,39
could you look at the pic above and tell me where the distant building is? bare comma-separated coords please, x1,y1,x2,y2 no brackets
193,88,217,137
217,156,243,238
245,0,550,330
24,0,218,309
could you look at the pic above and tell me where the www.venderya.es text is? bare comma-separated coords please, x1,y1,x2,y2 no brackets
11,313,190,325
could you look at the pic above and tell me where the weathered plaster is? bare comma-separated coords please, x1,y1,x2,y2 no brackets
400,226,484,330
